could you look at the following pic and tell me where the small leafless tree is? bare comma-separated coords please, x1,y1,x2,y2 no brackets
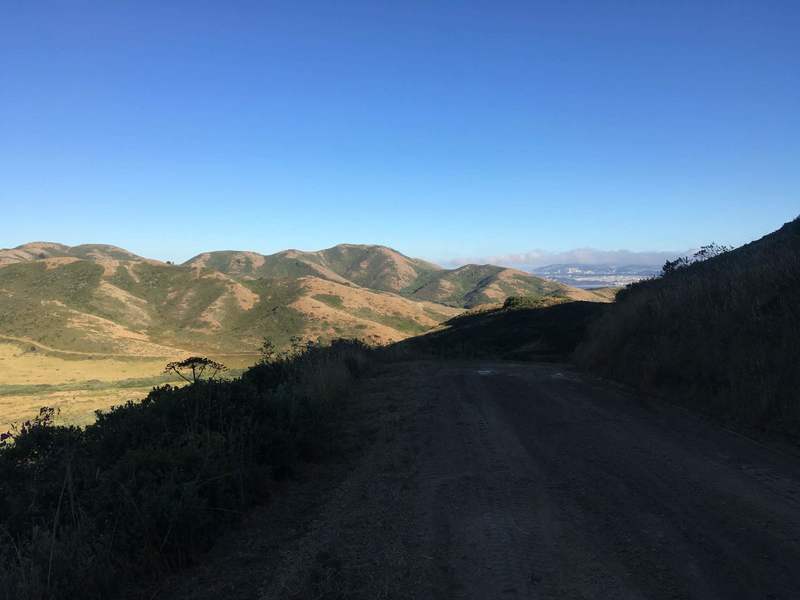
164,356,227,384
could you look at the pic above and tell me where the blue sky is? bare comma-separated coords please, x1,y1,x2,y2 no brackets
1,1,798,264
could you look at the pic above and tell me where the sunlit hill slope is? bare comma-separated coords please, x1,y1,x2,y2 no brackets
0,242,609,357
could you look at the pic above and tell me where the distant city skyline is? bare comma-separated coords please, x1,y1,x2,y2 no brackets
438,248,690,270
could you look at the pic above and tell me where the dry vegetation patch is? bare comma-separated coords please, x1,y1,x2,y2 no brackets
0,343,170,385
0,343,260,429
0,387,157,430
291,277,461,343
40,257,81,269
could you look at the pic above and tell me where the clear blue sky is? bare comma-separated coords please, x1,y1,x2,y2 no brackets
1,1,798,263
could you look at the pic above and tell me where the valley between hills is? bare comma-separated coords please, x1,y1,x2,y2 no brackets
0,241,610,428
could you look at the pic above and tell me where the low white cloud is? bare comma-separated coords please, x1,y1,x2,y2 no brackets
438,248,691,270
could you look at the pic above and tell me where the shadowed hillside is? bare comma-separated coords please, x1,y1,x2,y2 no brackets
392,301,609,361
576,217,800,433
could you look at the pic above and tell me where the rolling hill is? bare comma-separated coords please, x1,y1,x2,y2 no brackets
0,242,147,267
184,244,443,293
0,241,605,358
185,244,605,308
404,263,605,308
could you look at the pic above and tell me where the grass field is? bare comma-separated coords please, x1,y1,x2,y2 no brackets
0,342,260,430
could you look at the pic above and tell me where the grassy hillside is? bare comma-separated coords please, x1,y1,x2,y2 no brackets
0,240,605,427
0,243,470,428
0,241,609,357
0,260,229,354
0,240,611,360
392,301,609,361
313,244,442,292
0,255,460,357
183,250,347,282
184,244,441,292
183,244,597,309
406,264,607,308
0,242,147,266
576,217,800,433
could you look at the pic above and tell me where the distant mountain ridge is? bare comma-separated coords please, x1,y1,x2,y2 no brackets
182,244,441,294
183,245,605,308
0,242,150,267
0,241,610,357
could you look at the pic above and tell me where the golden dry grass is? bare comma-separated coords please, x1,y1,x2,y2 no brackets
0,343,170,384
0,387,157,429
291,276,462,344
0,343,260,430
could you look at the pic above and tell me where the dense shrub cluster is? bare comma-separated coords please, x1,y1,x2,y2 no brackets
502,295,565,310
0,339,371,600
576,218,800,433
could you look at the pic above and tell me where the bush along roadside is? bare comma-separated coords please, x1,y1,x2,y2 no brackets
0,338,372,600
575,218,800,435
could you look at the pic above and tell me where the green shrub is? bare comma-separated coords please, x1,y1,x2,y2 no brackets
0,339,372,599
502,295,563,310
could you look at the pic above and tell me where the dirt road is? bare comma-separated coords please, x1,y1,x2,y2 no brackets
162,361,800,599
